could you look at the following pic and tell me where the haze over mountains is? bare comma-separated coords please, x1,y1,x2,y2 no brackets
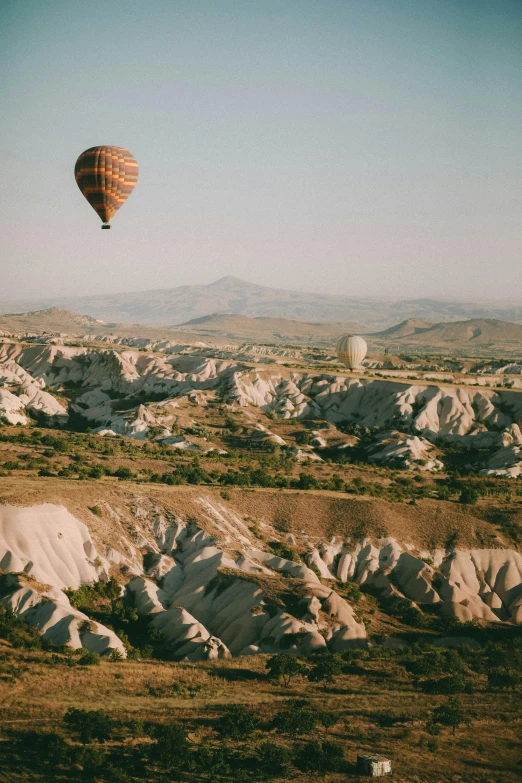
2,276,522,330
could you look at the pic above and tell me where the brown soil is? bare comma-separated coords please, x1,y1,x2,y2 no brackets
0,477,518,553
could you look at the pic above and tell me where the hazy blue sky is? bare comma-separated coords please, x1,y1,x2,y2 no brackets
1,0,521,301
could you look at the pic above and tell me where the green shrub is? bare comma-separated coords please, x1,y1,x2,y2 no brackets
256,741,292,778
88,464,106,479
0,606,42,649
73,745,107,772
196,744,230,777
294,472,321,490
100,765,130,782
403,651,445,677
66,578,120,611
273,704,318,736
487,667,521,690
316,710,341,732
64,708,114,744
40,732,71,764
128,719,145,737
113,466,134,480
151,723,189,767
268,541,297,561
421,674,473,695
78,650,100,666
41,435,71,453
339,580,362,602
217,704,260,740
459,486,479,505
295,740,344,773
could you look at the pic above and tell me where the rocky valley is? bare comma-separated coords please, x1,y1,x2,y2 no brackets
6,2,522,778
1,322,521,782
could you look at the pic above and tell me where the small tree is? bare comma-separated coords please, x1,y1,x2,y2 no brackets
273,704,318,737
430,697,471,735
487,667,521,690
308,654,343,689
78,650,100,666
74,746,107,774
295,740,344,773
266,653,306,687
422,674,473,695
152,723,188,767
217,704,260,740
64,708,114,744
114,466,134,480
197,744,230,780
329,473,345,492
257,741,292,778
316,709,341,733
459,486,479,505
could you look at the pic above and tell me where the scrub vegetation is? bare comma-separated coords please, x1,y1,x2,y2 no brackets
0,635,521,783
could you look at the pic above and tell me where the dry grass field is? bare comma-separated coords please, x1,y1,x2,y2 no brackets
0,474,518,554
0,645,521,783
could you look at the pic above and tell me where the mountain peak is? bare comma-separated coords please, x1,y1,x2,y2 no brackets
374,318,433,338
206,275,246,288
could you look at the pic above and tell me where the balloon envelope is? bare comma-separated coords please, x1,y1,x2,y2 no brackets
336,334,367,370
74,146,138,225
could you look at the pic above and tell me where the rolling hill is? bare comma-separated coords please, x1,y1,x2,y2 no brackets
370,318,522,349
2,305,522,356
0,307,354,347
0,307,105,334
177,313,357,345
375,318,434,338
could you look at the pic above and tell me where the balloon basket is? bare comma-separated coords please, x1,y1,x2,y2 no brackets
101,224,111,229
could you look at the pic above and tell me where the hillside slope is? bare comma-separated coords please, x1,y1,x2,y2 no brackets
1,481,521,663
373,318,434,338
177,313,356,345
372,318,522,346
0,307,104,334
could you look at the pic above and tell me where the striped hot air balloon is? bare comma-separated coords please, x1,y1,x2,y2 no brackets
336,334,367,370
74,146,138,228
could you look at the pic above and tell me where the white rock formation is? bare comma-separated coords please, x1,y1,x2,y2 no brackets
307,535,522,625
0,504,107,588
3,340,522,472
1,497,521,661
367,432,443,471
1,576,125,656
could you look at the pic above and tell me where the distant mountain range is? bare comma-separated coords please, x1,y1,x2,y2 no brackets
2,275,522,330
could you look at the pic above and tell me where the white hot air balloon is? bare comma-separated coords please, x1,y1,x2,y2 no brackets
336,334,367,370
